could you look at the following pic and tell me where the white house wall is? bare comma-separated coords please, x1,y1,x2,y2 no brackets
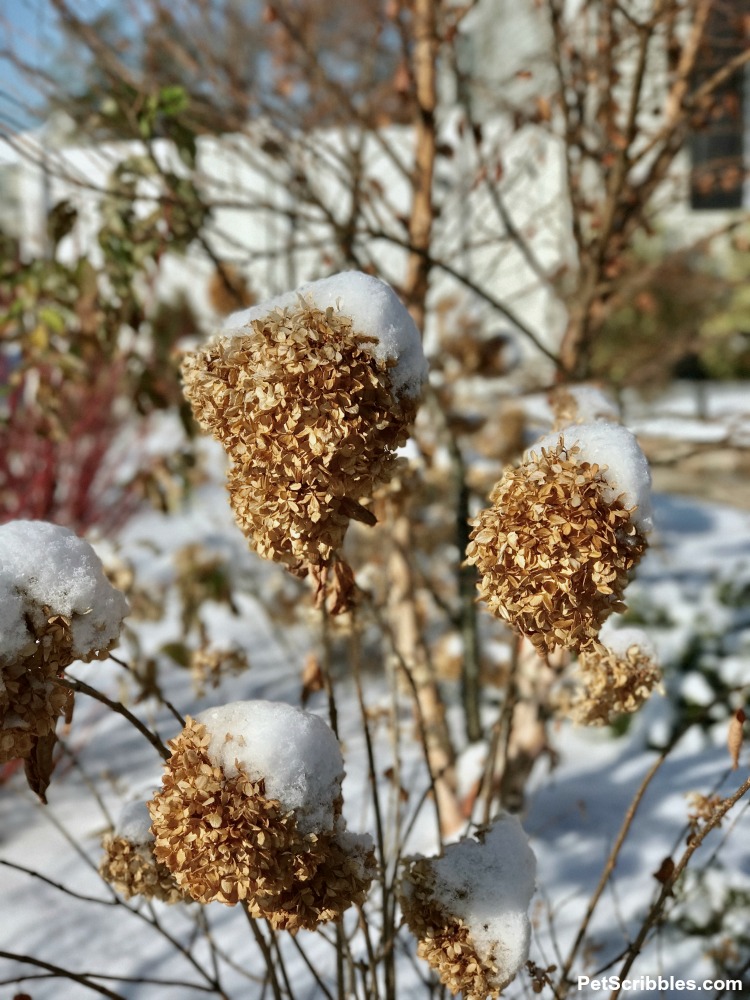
0,109,742,371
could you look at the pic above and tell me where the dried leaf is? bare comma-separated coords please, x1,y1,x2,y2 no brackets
300,653,324,706
652,856,675,884
728,709,745,770
24,731,58,804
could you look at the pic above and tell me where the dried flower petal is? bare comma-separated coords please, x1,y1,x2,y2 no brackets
728,709,745,770
0,613,74,764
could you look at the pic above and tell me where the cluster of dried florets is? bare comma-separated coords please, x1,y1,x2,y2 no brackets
0,521,129,764
99,801,186,904
399,815,537,1000
148,702,375,930
466,424,651,652
181,272,426,585
100,836,186,905
0,612,74,763
558,626,662,726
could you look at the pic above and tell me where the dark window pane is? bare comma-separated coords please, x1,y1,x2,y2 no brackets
690,1,750,210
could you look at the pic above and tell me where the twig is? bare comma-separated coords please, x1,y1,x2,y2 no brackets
289,934,336,1000
56,676,171,760
319,602,339,738
109,653,186,727
0,858,116,906
0,951,126,999
554,742,673,998
240,904,284,1000
609,774,750,999
350,614,394,1000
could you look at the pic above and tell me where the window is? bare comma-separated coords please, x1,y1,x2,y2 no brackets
690,0,750,210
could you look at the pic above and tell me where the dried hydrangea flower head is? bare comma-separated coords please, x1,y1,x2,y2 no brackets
0,521,129,763
99,800,186,904
559,623,662,726
149,700,375,930
181,272,427,588
466,424,651,652
399,814,537,999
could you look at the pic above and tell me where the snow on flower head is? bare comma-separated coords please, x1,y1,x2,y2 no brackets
181,271,426,599
532,423,653,532
399,813,537,999
466,425,650,652
199,699,345,835
0,520,130,664
0,520,129,764
149,701,376,929
223,270,427,398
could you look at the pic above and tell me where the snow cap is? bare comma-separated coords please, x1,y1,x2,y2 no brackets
115,799,155,845
198,700,344,835
0,520,129,664
223,270,427,397
430,814,537,982
531,422,652,531
598,618,656,659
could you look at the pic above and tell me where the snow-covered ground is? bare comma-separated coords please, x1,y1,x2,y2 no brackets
2,388,750,999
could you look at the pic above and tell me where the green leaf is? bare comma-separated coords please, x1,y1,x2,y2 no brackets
38,305,67,334
158,85,189,117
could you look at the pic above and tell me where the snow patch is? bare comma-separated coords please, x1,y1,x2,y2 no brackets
598,619,656,659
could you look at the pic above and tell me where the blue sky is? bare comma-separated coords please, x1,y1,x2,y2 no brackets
0,0,65,131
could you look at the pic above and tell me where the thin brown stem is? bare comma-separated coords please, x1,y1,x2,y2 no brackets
0,951,126,1000
56,676,171,760
240,904,284,1000
0,858,116,906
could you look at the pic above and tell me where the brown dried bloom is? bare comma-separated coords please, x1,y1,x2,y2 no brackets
687,792,723,834
148,717,375,930
0,612,74,764
399,816,536,999
99,835,186,905
466,436,648,652
181,274,423,580
559,637,661,726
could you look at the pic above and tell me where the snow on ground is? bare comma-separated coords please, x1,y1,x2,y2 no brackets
2,400,750,998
